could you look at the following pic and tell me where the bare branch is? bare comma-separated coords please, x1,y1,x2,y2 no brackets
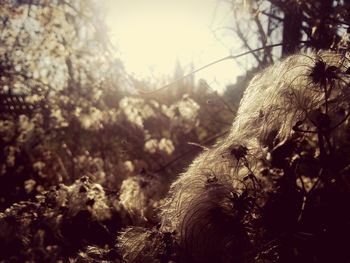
137,43,284,94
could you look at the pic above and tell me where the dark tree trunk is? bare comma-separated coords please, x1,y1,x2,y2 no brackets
282,3,302,56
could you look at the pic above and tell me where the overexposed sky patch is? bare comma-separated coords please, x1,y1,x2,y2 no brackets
105,0,248,92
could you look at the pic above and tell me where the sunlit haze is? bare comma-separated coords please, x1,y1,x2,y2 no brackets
106,0,246,92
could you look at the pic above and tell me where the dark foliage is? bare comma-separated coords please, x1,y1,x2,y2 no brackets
117,51,350,263
2,0,350,263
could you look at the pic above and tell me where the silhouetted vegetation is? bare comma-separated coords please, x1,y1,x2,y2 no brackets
1,0,350,263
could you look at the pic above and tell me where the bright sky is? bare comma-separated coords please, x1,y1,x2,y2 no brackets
105,0,249,93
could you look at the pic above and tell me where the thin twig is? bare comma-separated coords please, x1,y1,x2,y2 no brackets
137,43,285,94
260,9,283,21
153,130,229,173
187,142,209,150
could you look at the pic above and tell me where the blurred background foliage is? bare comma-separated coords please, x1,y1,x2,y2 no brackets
0,0,349,262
